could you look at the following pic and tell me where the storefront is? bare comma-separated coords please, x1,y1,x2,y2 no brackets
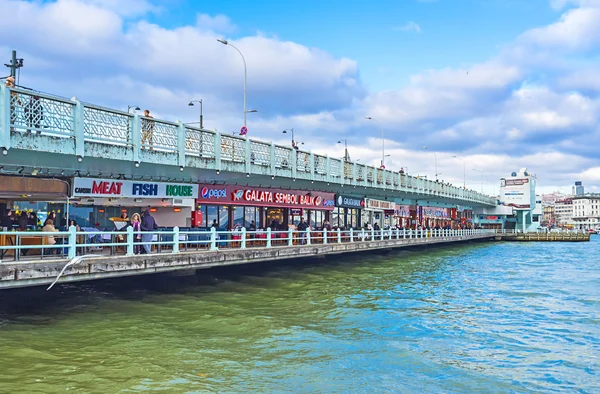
195,184,335,229
394,204,411,228
421,206,451,228
70,177,198,228
332,194,364,229
0,175,69,229
362,198,395,229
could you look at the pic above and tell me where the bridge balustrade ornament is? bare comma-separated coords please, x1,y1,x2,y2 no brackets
275,145,291,169
250,140,270,166
9,89,74,136
221,135,245,162
145,119,178,152
0,85,498,205
83,106,131,144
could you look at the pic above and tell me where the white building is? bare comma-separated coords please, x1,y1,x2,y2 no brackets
572,194,600,230
554,198,573,227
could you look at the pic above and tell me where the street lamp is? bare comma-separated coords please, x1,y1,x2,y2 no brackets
282,128,294,142
127,105,140,113
365,116,385,168
452,155,466,189
188,100,203,129
217,38,249,129
337,139,349,161
472,168,484,193
422,145,439,180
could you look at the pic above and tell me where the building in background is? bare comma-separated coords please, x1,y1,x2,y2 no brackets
573,181,584,196
572,193,600,230
542,191,567,205
542,205,556,226
555,198,573,228
499,168,538,232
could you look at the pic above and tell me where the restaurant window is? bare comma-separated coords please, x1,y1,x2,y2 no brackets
311,210,325,228
233,206,244,228
332,207,343,227
207,205,219,227
244,207,259,228
348,208,359,229
219,206,229,229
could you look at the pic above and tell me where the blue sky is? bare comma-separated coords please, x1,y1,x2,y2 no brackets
1,0,599,194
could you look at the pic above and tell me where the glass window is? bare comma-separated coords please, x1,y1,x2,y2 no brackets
332,207,342,227
311,210,325,228
219,206,229,229
244,207,257,228
207,205,219,227
233,206,244,228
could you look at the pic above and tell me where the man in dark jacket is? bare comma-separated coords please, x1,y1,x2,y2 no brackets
140,209,158,254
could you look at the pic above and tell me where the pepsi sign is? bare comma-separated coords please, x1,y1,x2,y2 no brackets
201,187,227,199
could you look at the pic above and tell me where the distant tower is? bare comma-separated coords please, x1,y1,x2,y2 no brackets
573,181,584,196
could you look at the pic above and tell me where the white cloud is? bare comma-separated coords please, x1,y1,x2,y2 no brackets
393,21,421,33
196,13,236,33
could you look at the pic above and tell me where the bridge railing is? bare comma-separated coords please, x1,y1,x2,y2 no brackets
0,227,495,263
0,85,497,206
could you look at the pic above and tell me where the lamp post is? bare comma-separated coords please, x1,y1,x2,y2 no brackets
217,38,251,130
127,105,140,113
452,155,466,189
337,139,349,161
282,128,294,142
188,100,203,129
422,145,439,180
472,168,483,193
365,117,385,168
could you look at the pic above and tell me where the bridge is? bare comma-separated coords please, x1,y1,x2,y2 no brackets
0,83,497,207
0,227,495,290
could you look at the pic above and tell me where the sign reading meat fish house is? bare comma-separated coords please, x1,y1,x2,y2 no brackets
72,178,199,199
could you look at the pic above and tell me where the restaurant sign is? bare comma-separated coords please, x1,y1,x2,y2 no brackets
197,184,335,210
72,178,198,199
394,204,411,217
335,194,364,209
365,198,395,210
423,207,449,218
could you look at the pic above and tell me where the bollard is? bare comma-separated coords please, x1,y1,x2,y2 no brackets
266,228,272,248
241,227,247,249
173,226,180,253
210,227,217,251
126,225,134,256
68,225,77,259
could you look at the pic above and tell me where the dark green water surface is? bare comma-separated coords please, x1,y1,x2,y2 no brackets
1,238,599,393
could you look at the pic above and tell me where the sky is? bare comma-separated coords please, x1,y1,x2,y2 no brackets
1,0,599,196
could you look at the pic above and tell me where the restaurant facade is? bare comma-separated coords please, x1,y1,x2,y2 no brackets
363,198,396,229
331,194,364,229
194,184,335,229
70,177,198,228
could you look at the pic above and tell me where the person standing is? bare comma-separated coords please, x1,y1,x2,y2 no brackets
1,209,13,231
140,209,158,254
131,213,142,255
297,217,308,245
141,109,155,150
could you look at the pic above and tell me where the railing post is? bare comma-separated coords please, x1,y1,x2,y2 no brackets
177,122,186,169
0,83,10,152
350,228,354,242
326,154,331,183
306,228,311,245
173,226,180,253
132,114,141,164
126,225,134,256
352,162,357,187
214,131,222,173
72,97,85,159
337,228,341,243
360,228,365,241
420,229,423,238
241,227,247,249
291,147,297,180
269,142,276,178
210,227,217,251
323,228,328,244
288,227,293,246
68,225,77,259
396,228,399,240
245,137,251,174
266,228,272,248
371,227,375,241
309,152,315,182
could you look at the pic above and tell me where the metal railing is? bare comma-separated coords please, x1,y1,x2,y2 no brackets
0,227,495,262
0,84,497,206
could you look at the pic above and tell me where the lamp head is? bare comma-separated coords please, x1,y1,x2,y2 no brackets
188,102,194,106
217,38,228,45
365,116,372,120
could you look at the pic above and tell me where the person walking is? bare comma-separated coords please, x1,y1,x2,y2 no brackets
141,109,155,150
131,213,142,254
140,209,158,254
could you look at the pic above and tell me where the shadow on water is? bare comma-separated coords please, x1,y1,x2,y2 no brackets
0,241,489,322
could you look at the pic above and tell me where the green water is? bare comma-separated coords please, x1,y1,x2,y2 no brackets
1,239,599,393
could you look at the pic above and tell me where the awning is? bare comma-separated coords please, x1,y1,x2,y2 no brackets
0,175,69,200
